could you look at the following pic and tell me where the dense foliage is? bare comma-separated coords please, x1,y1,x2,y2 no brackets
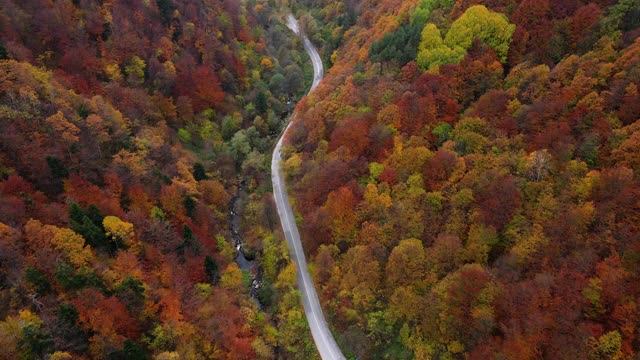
0,0,319,358
2,0,640,359
282,0,640,358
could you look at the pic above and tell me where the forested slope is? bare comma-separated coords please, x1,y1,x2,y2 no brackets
2,0,640,359
0,0,318,358
282,0,640,358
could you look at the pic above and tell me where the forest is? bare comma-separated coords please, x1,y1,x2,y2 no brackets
283,0,640,358
0,0,320,358
1,0,640,359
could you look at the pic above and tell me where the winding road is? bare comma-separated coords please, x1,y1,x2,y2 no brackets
271,14,346,360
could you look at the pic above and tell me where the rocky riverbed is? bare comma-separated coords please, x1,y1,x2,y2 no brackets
229,177,263,301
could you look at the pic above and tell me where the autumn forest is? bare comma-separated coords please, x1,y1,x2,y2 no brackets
1,0,640,359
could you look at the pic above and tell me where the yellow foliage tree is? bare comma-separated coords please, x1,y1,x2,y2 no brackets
275,262,297,291
172,161,199,196
155,352,181,360
377,104,401,128
260,57,273,69
125,56,146,86
199,179,229,209
283,153,303,177
51,227,94,267
45,111,80,155
25,220,93,267
0,312,26,358
104,61,123,82
49,352,74,360
220,263,244,292
102,250,144,287
103,215,135,247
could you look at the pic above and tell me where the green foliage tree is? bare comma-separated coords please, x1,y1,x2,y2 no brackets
600,0,640,35
417,6,515,70
183,195,196,218
444,6,515,62
370,22,423,66
0,43,8,59
230,130,251,162
192,162,207,181
156,0,174,26
177,128,191,144
109,339,148,360
46,156,68,194
221,113,242,141
284,64,304,95
257,280,274,308
205,255,220,285
269,73,286,95
417,24,466,70
57,304,79,326
25,267,51,295
46,156,68,179
181,225,197,250
115,275,146,312
54,262,104,292
125,56,146,86
255,92,268,114
432,122,453,146
20,324,54,359
411,0,454,25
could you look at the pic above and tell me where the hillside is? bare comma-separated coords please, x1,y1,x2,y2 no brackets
0,0,319,359
282,0,640,358
1,0,640,359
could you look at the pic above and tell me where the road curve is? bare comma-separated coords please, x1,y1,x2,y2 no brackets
271,14,345,360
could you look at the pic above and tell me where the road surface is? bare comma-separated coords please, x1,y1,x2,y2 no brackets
271,14,345,360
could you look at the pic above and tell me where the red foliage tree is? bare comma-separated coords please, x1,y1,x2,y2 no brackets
509,0,552,65
424,149,458,190
175,66,225,112
329,117,371,158
474,170,521,230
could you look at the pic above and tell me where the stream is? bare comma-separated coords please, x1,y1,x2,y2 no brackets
229,177,262,300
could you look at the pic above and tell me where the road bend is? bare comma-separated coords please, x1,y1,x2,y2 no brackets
270,13,345,360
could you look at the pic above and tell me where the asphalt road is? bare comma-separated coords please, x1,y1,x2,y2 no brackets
270,14,345,360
